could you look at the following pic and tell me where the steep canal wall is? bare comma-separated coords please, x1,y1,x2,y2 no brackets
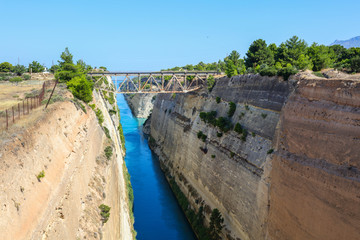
0,84,133,239
134,74,360,240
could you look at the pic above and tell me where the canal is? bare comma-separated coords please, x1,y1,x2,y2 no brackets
117,94,196,240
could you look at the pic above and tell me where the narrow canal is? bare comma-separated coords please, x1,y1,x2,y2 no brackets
117,94,196,240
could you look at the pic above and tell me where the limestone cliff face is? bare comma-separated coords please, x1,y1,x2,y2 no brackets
145,74,360,240
125,93,156,118
148,75,295,240
0,89,132,239
269,79,360,240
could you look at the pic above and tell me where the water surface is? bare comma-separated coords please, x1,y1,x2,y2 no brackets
117,94,196,240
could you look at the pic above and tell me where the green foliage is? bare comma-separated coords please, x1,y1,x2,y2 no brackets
267,149,274,154
215,97,221,103
123,161,134,225
36,170,45,181
245,39,274,68
224,50,246,77
89,104,95,110
252,132,256,137
350,55,360,72
234,123,243,134
0,62,13,72
95,108,104,125
13,64,27,76
227,102,236,117
66,75,93,103
277,64,298,80
230,151,235,157
103,127,111,139
109,109,117,115
241,129,248,142
209,209,224,240
23,74,31,80
245,105,250,111
307,43,334,71
99,204,111,223
118,123,126,151
199,111,217,125
73,98,87,113
259,64,277,76
207,75,215,91
211,155,216,158
29,61,45,73
216,132,223,137
197,131,207,142
104,146,113,160
50,64,60,73
9,76,23,83
261,113,267,119
216,117,232,132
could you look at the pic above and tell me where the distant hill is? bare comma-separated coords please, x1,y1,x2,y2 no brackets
330,36,360,48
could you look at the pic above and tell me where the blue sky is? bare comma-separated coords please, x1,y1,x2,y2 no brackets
1,0,359,71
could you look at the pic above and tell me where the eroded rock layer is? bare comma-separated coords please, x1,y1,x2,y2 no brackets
269,79,360,240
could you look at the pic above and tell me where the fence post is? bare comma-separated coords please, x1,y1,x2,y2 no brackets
12,106,14,123
27,98,29,114
6,109,8,129
18,103,20,119
23,101,25,116
45,80,58,109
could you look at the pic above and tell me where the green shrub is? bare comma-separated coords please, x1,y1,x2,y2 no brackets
207,75,215,92
259,65,277,76
95,108,104,125
245,105,250,111
66,75,93,103
197,131,207,142
216,117,232,132
234,123,243,134
99,204,111,223
104,146,113,160
230,152,235,158
278,65,298,80
9,76,23,83
211,155,216,158
89,104,95,110
104,127,111,139
118,124,126,151
241,129,248,142
36,170,45,181
109,109,117,115
251,132,256,137
267,149,274,154
23,74,31,80
216,132,223,137
227,102,236,117
215,97,221,103
313,71,324,78
261,113,267,119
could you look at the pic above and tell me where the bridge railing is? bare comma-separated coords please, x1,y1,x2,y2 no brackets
88,71,220,94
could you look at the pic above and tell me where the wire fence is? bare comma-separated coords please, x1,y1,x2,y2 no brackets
0,80,57,131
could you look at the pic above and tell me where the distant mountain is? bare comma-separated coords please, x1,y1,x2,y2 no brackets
330,36,360,48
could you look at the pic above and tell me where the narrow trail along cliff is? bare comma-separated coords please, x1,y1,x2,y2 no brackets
128,73,360,240
0,87,132,239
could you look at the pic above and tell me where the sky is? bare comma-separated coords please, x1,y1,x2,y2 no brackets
1,0,359,71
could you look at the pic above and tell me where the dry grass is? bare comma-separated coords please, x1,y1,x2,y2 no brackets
0,81,45,111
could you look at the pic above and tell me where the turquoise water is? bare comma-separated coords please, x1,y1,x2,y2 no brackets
117,94,196,240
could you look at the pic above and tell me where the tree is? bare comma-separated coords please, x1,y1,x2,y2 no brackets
307,43,333,71
209,209,224,240
13,64,27,75
49,64,60,73
245,39,274,68
29,61,45,73
0,62,13,72
275,36,310,69
66,75,94,103
350,56,360,72
225,59,237,78
59,47,73,67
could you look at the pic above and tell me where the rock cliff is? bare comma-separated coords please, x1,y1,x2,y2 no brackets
124,93,156,118
141,74,360,240
0,86,133,239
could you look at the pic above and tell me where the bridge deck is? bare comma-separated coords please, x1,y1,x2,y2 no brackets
88,71,219,76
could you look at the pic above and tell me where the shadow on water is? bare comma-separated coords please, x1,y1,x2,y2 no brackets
117,94,196,240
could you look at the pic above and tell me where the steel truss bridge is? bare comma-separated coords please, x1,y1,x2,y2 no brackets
88,71,219,94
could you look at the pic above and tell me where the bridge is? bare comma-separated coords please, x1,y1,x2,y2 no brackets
88,71,220,94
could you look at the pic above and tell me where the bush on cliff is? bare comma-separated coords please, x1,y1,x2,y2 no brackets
227,102,236,117
66,75,94,103
99,204,111,223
